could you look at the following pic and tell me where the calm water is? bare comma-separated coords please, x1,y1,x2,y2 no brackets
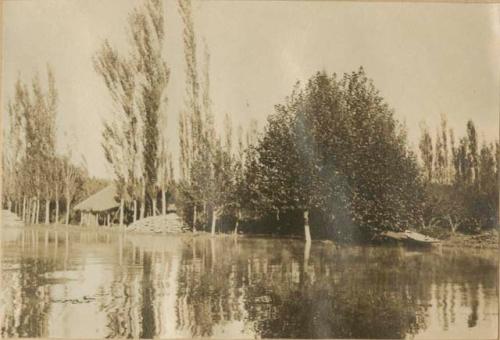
0,225,498,339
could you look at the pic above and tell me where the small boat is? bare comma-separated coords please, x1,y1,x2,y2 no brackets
380,230,440,246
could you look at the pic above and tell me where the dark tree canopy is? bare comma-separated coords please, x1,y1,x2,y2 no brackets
246,68,424,239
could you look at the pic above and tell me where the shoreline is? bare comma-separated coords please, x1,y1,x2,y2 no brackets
3,222,498,250
440,230,499,250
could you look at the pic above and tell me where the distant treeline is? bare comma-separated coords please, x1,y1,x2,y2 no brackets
3,0,498,241
419,117,499,233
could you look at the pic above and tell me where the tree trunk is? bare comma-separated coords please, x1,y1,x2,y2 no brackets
65,199,71,225
152,197,157,217
211,209,217,236
26,198,31,223
36,197,41,224
7,200,12,212
234,209,241,235
203,202,207,225
133,200,137,223
32,198,37,224
304,239,311,267
140,200,145,220
161,188,166,215
24,199,29,222
107,213,110,226
447,215,458,234
55,199,60,224
193,205,197,232
140,185,146,219
304,209,311,243
45,199,50,224
31,198,36,224
34,198,38,224
119,198,124,228
35,198,40,224
22,196,26,221
32,198,36,224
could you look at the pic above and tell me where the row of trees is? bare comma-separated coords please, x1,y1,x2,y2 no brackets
95,0,498,239
5,0,495,241
2,68,92,225
175,0,259,235
95,0,259,234
419,116,499,233
102,0,424,241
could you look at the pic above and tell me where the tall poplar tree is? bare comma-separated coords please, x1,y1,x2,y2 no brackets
419,124,433,183
95,0,170,224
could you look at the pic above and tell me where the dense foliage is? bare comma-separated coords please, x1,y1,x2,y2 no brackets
241,70,424,240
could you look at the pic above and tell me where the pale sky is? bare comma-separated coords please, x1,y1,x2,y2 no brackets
3,0,500,179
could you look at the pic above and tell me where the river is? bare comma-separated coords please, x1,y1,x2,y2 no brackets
0,225,497,339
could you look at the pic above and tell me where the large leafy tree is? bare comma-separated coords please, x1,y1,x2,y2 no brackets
248,69,424,240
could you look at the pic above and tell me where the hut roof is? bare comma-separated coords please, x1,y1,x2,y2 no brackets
74,184,119,212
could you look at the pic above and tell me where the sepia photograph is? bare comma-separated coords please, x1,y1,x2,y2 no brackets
0,0,499,339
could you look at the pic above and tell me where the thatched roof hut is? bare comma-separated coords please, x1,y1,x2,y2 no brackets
74,184,119,226
74,184,119,212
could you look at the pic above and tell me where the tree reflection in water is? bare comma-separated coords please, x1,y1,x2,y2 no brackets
1,226,498,339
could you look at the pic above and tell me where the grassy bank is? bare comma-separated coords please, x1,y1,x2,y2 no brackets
442,230,498,249
422,227,498,249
